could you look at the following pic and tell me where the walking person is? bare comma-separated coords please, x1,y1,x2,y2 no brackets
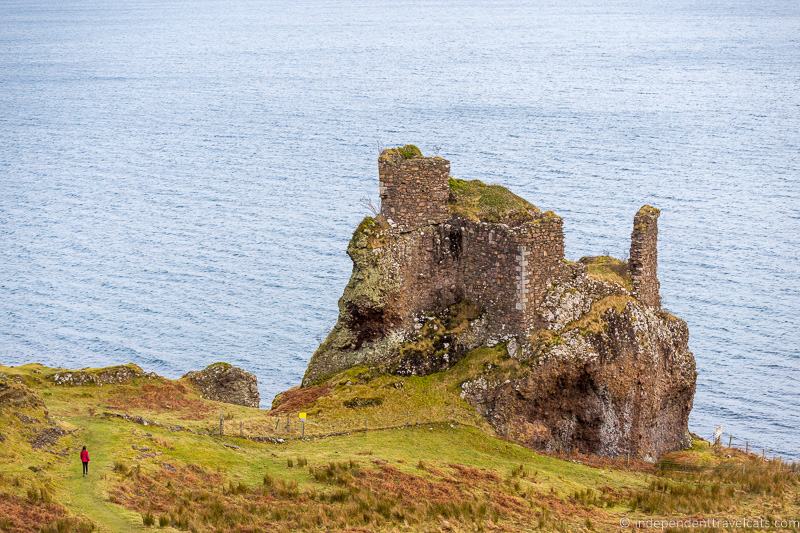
80,446,90,476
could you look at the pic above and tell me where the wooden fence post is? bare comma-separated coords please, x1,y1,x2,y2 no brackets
728,435,733,448
240,421,243,437
219,412,224,436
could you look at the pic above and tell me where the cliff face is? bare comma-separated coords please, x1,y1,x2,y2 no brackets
303,147,696,460
461,268,695,460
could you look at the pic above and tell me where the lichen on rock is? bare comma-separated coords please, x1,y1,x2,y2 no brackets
303,216,404,385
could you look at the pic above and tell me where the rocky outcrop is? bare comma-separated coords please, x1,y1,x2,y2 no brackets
0,374,45,409
182,363,260,408
51,364,156,386
461,268,695,461
301,148,696,460
1,374,69,450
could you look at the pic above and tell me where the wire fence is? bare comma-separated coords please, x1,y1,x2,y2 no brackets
220,416,797,465
103,410,798,466
707,428,797,466
215,414,473,443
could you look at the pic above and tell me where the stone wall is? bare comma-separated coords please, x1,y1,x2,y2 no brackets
374,150,570,338
458,222,525,335
387,225,462,329
629,205,661,307
377,214,567,339
379,151,450,231
516,214,569,329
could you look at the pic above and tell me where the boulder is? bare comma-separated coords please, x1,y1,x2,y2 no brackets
182,363,260,408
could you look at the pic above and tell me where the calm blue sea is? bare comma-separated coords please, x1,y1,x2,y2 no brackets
1,0,798,459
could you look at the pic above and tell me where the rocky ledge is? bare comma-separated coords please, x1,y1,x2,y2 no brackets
51,364,157,386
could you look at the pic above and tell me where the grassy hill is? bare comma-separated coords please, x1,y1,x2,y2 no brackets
0,362,797,532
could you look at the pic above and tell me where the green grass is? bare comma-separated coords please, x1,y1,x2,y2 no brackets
380,144,423,161
448,177,542,225
579,255,633,290
1,363,798,532
51,419,144,532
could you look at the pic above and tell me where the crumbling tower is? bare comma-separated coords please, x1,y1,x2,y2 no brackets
629,205,661,307
378,147,450,231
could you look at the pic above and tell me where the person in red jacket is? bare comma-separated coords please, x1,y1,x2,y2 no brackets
80,446,89,476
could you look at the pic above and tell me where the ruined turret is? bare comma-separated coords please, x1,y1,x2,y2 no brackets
629,205,661,307
378,146,450,231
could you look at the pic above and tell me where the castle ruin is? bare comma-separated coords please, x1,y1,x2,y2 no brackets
375,149,660,336
629,205,661,307
302,147,695,460
303,148,664,384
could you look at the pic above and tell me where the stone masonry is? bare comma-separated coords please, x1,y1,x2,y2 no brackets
377,149,569,339
379,151,450,231
629,205,661,307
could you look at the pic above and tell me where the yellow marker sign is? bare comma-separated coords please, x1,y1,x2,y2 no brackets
298,412,307,420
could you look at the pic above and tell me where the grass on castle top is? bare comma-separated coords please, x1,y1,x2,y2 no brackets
579,255,633,291
380,144,423,160
448,177,542,225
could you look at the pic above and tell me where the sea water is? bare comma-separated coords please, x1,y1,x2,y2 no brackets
1,0,798,458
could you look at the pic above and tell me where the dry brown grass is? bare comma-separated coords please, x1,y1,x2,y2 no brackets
0,492,77,533
631,451,800,515
270,384,332,415
107,458,590,532
106,381,212,420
